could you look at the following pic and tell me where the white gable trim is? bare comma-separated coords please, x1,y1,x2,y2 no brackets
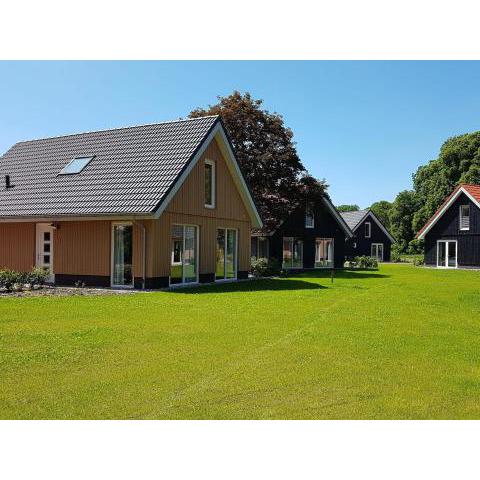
417,187,480,239
351,210,395,243
322,196,354,238
152,122,263,228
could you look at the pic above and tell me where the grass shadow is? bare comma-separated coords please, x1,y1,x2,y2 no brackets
294,269,391,280
170,278,327,294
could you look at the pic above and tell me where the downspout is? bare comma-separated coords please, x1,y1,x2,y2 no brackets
134,220,146,290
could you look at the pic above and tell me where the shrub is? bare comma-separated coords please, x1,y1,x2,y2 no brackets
353,256,378,269
413,255,424,267
391,251,402,263
28,267,49,289
250,257,281,277
0,267,49,292
0,269,21,292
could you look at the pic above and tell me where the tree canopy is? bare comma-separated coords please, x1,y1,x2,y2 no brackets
412,131,480,232
370,200,392,230
189,91,327,230
336,204,360,212
388,190,418,251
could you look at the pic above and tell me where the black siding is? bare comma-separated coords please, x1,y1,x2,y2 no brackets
267,200,347,269
344,213,392,262
424,192,480,267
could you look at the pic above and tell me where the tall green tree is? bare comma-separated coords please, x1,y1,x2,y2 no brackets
389,190,419,251
412,131,480,232
189,91,327,230
370,200,392,229
336,204,360,212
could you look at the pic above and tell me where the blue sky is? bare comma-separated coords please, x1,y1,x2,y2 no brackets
1,61,479,207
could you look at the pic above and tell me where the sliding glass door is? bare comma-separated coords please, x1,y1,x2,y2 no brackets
112,223,133,287
437,240,457,268
315,238,334,268
371,243,384,262
282,237,303,269
170,224,198,285
216,228,237,280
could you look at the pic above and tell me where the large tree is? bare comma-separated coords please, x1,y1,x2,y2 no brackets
370,200,392,230
412,131,480,232
336,204,360,212
189,91,327,229
389,190,419,251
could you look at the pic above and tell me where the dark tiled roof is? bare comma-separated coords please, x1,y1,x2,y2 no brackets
339,209,369,230
0,116,219,217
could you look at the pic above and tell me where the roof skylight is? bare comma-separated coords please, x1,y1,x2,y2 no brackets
59,156,94,175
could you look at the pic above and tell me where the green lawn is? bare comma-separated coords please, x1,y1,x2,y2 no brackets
1,264,480,419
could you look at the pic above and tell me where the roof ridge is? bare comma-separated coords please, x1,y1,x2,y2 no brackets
15,115,220,145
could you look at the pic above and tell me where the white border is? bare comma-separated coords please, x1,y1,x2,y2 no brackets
35,223,55,283
371,243,384,262
111,221,134,288
169,223,200,286
459,204,470,231
204,159,216,209
215,227,238,282
436,239,458,268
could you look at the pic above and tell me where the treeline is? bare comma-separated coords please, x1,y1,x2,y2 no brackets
370,131,480,253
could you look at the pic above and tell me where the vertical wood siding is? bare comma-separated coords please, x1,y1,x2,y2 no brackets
344,213,392,261
424,192,480,267
0,222,35,271
0,135,253,284
54,221,111,275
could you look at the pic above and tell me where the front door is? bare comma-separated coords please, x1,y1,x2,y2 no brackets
36,224,55,283
371,243,384,262
437,240,457,268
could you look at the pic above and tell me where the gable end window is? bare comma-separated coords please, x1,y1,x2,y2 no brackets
204,159,216,208
365,222,371,238
305,205,314,228
460,205,470,231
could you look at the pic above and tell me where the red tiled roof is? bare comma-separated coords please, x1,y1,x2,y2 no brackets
416,184,480,238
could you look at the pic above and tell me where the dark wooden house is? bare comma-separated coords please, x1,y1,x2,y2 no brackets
416,184,480,268
340,209,394,262
251,196,353,270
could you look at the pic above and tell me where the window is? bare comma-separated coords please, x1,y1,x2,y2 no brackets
365,222,371,238
315,238,334,268
59,156,94,175
305,204,314,228
371,243,384,262
170,225,198,284
282,237,303,269
204,160,215,208
216,228,237,280
112,223,133,287
460,205,470,230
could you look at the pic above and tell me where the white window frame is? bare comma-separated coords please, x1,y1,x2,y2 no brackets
436,239,458,269
459,205,470,231
216,227,238,282
255,236,269,260
371,243,384,262
365,222,371,238
315,238,334,268
169,223,200,286
305,205,314,228
204,159,216,209
282,237,304,269
111,221,134,289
